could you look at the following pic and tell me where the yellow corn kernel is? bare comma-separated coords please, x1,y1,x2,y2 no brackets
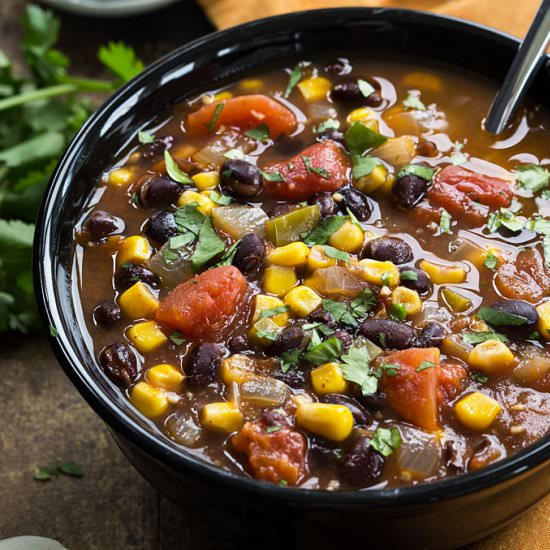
354,164,389,194
146,364,184,392
249,294,289,344
392,286,422,316
295,402,354,442
117,235,151,268
307,244,337,270
536,300,550,341
177,189,215,215
359,259,400,287
192,171,220,191
202,91,233,104
455,392,501,431
200,402,243,433
266,242,310,267
239,78,263,91
127,321,168,354
328,221,364,253
420,260,466,285
311,363,348,395
403,72,442,93
284,285,322,317
263,265,297,297
220,354,256,384
108,167,134,187
347,107,375,124
468,339,515,374
130,382,169,418
297,76,332,102
119,282,159,320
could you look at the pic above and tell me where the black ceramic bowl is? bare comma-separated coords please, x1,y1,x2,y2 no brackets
35,8,550,549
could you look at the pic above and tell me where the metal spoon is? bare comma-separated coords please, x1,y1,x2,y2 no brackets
485,0,550,135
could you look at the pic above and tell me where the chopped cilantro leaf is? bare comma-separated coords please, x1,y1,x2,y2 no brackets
470,371,488,384
376,363,400,377
98,41,144,82
350,288,377,319
209,191,233,205
284,63,303,98
515,164,550,193
400,270,418,282
302,155,330,179
463,331,508,345
344,121,387,155
357,78,375,98
322,299,357,327
370,427,401,457
215,239,241,267
191,217,226,272
57,460,84,477
34,467,56,481
49,325,58,337
389,303,407,322
450,142,468,166
224,148,245,160
397,164,435,181
280,348,301,373
304,337,343,365
483,250,498,271
477,306,530,327
266,425,282,433
164,150,192,184
439,209,452,234
258,305,291,320
205,103,224,133
352,155,382,180
403,93,426,111
416,361,436,372
261,170,285,182
169,331,185,346
245,123,270,142
314,119,340,134
304,215,346,246
340,345,378,396
174,203,205,235
256,329,279,342
138,131,155,144
322,245,350,263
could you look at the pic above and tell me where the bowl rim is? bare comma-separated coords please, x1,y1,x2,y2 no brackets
35,6,550,507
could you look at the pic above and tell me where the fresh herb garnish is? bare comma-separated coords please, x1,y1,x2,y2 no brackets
543,235,550,267
403,92,426,111
169,233,194,249
169,331,186,346
439,209,452,234
463,331,509,345
380,272,391,287
280,348,302,373
350,288,377,318
340,345,378,396
416,361,437,372
400,270,418,282
322,245,350,264
130,191,139,206
487,209,526,233
397,164,435,181
304,337,343,365
344,121,387,155
245,123,270,142
322,299,358,327
209,191,233,205
266,425,282,433
450,142,468,166
34,466,57,481
314,118,340,134
256,329,279,342
483,250,499,271
35,460,84,481
369,427,402,457
258,305,291,320
469,371,488,384
515,164,550,193
163,248,179,264
49,325,58,337
357,78,375,98
174,203,205,235
224,148,245,160
138,131,155,144
215,239,241,267
352,155,382,179
191,217,226,272
164,150,192,184
261,170,285,182
304,215,346,246
98,41,144,83
389,303,407,322
477,306,530,327
205,103,224,133
376,363,400,377
302,155,330,179
284,63,304,98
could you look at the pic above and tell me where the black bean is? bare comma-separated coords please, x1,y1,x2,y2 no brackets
393,174,428,208
232,234,265,275
317,129,345,145
338,188,371,221
99,342,138,386
489,299,539,329
141,136,173,160
186,343,224,388
324,59,352,76
332,329,354,349
399,266,431,295
267,203,297,218
341,436,385,488
145,211,177,244
308,309,336,328
331,79,382,107
360,319,415,349
308,192,337,217
139,175,182,207
363,237,413,265
227,334,248,353
269,326,304,355
415,321,447,348
271,368,306,389
85,210,123,240
309,437,342,463
322,394,371,426
260,409,290,427
93,302,121,326
220,159,262,198
115,263,159,291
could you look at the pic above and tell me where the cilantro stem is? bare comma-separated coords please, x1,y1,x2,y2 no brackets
59,75,115,92
0,84,76,111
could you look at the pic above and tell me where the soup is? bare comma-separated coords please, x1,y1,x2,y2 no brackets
73,57,550,490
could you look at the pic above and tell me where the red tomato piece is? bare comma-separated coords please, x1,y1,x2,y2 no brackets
156,266,247,341
186,94,298,138
428,180,489,225
262,140,350,200
381,347,441,431
232,419,307,486
438,361,468,403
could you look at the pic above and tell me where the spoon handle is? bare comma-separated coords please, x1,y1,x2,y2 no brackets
485,0,550,134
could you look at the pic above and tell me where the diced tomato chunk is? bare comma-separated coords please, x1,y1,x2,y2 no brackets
232,418,307,485
438,361,468,403
186,94,298,138
156,266,247,341
427,166,512,225
381,347,441,431
262,140,350,200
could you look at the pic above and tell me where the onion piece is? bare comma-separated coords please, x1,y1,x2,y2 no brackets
166,412,202,447
513,344,550,385
305,266,369,298
394,426,441,479
212,205,268,240
148,241,194,290
373,135,416,167
192,130,256,167
240,376,290,407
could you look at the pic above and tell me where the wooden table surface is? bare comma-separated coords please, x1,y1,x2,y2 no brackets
0,2,547,549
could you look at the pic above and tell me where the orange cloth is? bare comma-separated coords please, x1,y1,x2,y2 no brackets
196,0,549,547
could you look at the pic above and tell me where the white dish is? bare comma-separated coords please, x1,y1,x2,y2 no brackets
41,0,181,17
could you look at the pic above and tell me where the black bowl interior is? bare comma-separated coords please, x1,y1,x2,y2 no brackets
35,7,550,506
